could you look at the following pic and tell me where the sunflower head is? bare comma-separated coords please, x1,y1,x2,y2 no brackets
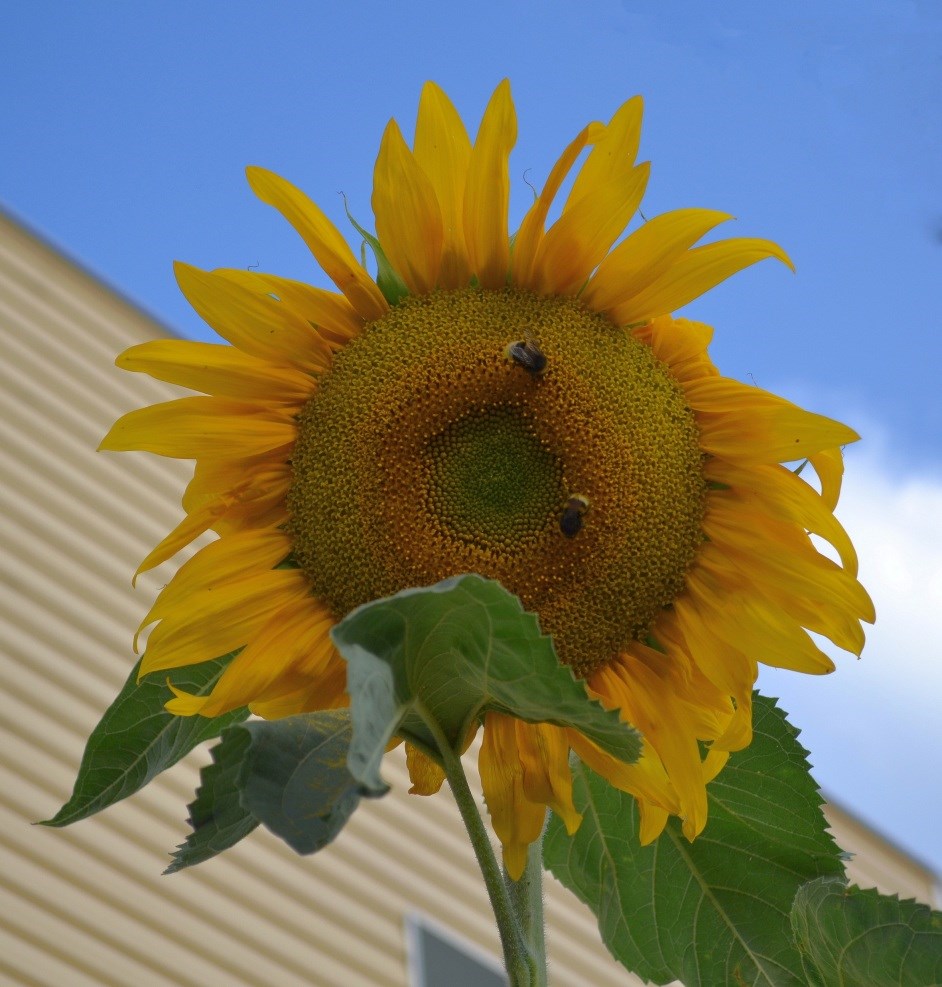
101,80,873,877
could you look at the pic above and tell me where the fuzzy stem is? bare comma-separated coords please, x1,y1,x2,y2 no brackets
416,705,533,986
503,830,547,987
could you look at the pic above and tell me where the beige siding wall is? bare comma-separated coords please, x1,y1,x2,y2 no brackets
1,209,936,987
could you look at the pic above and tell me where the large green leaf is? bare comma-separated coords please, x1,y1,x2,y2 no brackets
330,574,642,795
43,654,248,826
544,694,844,986
791,877,942,986
167,710,365,872
165,725,259,874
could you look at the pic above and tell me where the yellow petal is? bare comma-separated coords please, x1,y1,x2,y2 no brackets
637,801,670,844
706,458,858,576
245,166,387,321
565,96,643,209
566,725,679,817
532,163,649,296
405,743,446,795
182,455,289,511
686,377,859,464
703,504,874,622
463,80,516,289
584,208,733,313
512,123,599,290
137,528,293,641
100,397,296,460
413,82,473,288
247,658,348,719
663,595,757,750
214,269,363,346
633,315,718,385
116,339,315,403
479,712,546,881
685,567,836,675
132,496,231,586
609,237,794,325
809,446,845,512
515,721,581,835
193,597,336,717
174,263,333,373
140,569,309,677
372,118,444,294
605,654,710,838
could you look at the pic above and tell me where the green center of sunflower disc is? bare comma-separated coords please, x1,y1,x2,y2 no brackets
288,287,706,677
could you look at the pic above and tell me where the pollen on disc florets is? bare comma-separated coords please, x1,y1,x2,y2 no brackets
288,287,706,678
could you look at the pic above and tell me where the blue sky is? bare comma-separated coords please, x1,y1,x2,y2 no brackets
4,2,941,872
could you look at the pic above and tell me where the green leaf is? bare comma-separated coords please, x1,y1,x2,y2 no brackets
165,726,259,874
544,694,845,987
342,196,409,305
239,710,362,855
791,877,942,987
42,655,248,827
331,574,641,796
167,710,365,872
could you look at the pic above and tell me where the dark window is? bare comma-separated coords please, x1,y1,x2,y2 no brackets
407,915,507,987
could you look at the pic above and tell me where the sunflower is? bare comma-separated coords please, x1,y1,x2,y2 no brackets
101,81,873,878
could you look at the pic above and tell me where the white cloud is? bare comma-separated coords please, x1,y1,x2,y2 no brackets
759,440,942,872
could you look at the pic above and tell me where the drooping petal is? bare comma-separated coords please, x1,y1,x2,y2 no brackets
373,118,444,294
661,596,757,751
136,528,293,642
463,80,516,289
809,446,845,511
515,721,581,835
405,743,446,795
703,503,874,622
132,495,232,585
706,458,858,576
609,237,794,325
246,658,348,720
479,712,547,880
246,166,387,321
413,81,473,288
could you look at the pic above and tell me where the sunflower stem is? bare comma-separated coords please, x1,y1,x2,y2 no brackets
503,826,547,987
417,705,533,986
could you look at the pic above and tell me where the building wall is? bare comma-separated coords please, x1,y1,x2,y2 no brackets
0,208,936,987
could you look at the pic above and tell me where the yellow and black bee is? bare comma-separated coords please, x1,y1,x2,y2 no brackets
505,330,547,377
560,494,590,538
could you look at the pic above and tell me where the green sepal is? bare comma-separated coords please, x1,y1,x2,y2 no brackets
791,877,942,986
330,574,642,797
165,725,259,874
342,195,409,305
42,654,248,827
167,709,365,872
544,694,845,987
